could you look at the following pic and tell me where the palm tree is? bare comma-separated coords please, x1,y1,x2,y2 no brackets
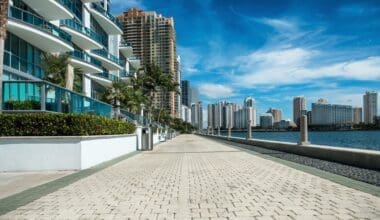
0,0,9,114
41,53,83,92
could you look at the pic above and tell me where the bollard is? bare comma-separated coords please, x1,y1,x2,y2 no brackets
298,115,309,145
246,120,252,140
228,127,231,140
218,126,221,136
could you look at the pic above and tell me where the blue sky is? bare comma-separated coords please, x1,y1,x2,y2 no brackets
111,0,380,122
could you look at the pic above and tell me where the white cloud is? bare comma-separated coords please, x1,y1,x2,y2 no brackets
178,46,201,75
232,47,380,87
199,83,235,99
258,18,297,32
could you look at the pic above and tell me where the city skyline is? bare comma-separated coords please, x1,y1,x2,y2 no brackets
111,0,380,122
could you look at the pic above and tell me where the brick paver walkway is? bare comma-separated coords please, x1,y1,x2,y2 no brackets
1,134,380,219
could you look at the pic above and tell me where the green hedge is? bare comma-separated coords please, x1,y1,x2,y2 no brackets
0,113,136,136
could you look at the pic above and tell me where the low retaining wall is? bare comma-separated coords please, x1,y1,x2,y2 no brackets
203,135,380,171
0,135,137,171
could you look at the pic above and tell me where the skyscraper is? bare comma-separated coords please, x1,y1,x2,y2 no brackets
293,97,306,127
181,80,191,107
191,101,203,130
311,102,353,125
118,9,178,117
266,108,282,122
363,91,378,124
353,107,363,125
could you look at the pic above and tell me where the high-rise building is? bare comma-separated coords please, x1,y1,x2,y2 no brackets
293,97,306,127
2,0,134,118
353,107,363,125
181,80,191,107
363,91,378,124
190,87,199,104
191,101,203,130
118,9,178,117
223,103,234,129
181,105,191,123
207,104,214,130
311,102,353,125
266,108,282,122
244,96,255,107
260,114,273,129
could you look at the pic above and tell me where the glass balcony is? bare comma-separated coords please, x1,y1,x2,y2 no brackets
7,6,73,52
3,50,44,79
94,72,119,82
60,19,104,49
68,50,103,73
89,3,123,35
2,80,112,117
90,49,123,70
119,39,133,58
21,0,73,20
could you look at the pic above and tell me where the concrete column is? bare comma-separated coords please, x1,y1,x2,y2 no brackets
228,127,231,139
40,82,46,111
298,115,309,145
246,120,252,140
65,64,74,91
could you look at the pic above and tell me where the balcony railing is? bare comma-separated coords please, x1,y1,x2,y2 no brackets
91,3,123,29
3,50,44,79
69,50,102,67
60,19,105,46
120,39,132,47
91,49,123,66
2,80,112,117
120,109,150,126
8,6,72,44
94,72,119,81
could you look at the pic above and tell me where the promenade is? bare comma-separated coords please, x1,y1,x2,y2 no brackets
1,134,380,219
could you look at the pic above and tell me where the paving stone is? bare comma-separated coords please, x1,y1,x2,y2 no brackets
1,135,380,220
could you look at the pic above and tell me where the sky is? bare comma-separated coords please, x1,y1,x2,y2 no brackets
111,0,380,123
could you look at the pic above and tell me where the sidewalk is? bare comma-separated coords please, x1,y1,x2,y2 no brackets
1,134,379,219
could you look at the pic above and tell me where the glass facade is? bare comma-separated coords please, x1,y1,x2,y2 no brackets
91,16,108,48
4,32,44,79
3,81,112,117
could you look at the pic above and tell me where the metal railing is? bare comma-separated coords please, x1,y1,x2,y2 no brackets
60,19,105,46
91,3,123,29
8,6,72,44
2,80,112,117
69,50,102,67
94,72,119,81
91,49,124,66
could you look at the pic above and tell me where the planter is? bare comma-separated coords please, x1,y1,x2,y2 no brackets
0,135,137,171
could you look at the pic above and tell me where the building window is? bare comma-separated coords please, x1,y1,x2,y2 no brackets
4,32,44,79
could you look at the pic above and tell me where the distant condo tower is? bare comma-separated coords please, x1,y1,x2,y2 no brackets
118,9,179,117
353,107,363,125
293,97,306,127
363,91,378,124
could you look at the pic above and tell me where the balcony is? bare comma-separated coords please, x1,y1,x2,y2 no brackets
89,49,123,70
68,50,102,73
88,3,123,35
88,72,119,87
60,20,103,50
2,80,112,117
22,0,74,21
128,56,141,69
119,40,133,58
7,6,73,53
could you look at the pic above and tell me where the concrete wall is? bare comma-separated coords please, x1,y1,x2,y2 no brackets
0,135,137,171
203,135,380,171
153,133,160,145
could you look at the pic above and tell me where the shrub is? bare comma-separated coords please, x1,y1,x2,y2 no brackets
4,100,41,110
0,113,136,136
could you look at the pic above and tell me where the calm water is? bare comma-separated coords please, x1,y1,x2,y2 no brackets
221,130,380,151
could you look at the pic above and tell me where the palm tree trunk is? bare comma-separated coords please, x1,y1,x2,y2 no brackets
65,63,74,91
0,37,4,113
